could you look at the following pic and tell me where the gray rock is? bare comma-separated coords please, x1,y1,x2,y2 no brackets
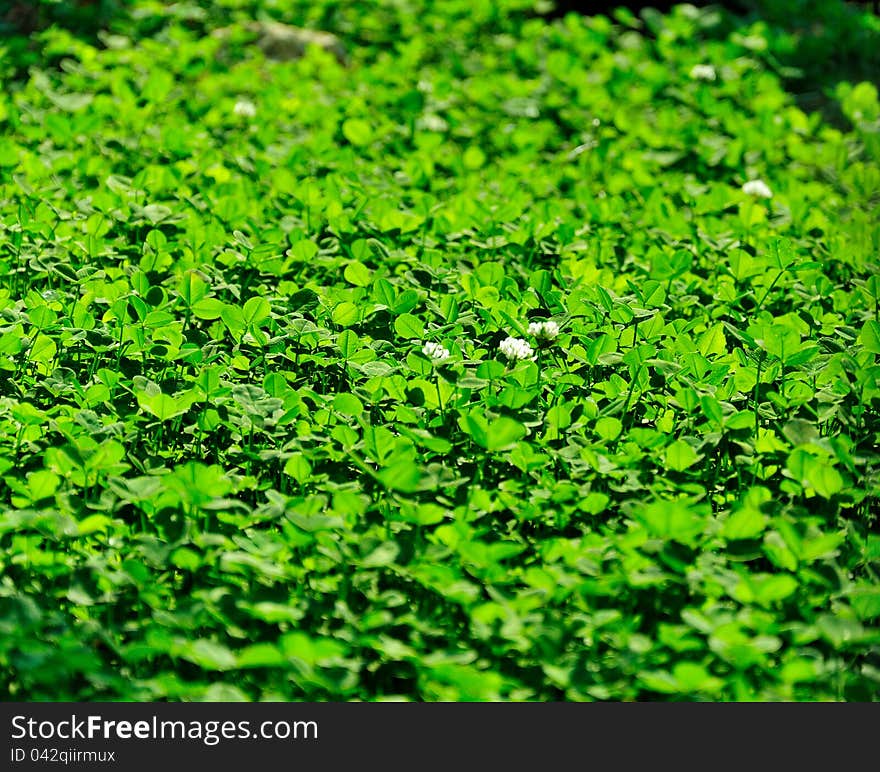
248,21,347,64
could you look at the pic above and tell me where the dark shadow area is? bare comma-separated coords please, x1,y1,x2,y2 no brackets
543,0,747,17
733,0,880,122
3,0,879,130
0,0,128,78
0,0,124,37
542,0,880,128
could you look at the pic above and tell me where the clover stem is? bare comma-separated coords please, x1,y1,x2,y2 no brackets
753,355,763,436
755,269,785,311
744,199,754,250
435,374,443,416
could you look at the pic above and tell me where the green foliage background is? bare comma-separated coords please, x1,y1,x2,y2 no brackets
0,1,878,700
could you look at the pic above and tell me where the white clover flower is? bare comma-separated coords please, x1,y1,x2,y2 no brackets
527,320,560,341
233,99,257,118
742,179,773,199
499,336,536,362
422,340,450,363
689,64,717,82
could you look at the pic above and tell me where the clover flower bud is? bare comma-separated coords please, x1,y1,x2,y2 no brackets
741,179,773,199
234,99,257,118
527,320,560,341
689,64,717,81
422,341,450,363
499,336,536,362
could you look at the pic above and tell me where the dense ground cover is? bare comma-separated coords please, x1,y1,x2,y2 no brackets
1,1,878,701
